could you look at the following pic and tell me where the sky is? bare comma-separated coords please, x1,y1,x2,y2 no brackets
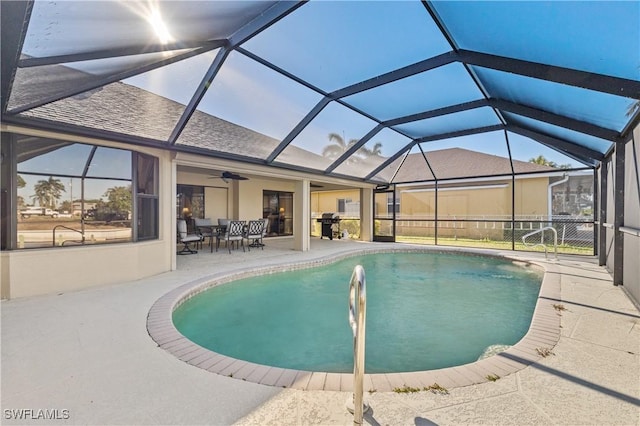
120,0,623,169
17,145,132,205
22,0,635,175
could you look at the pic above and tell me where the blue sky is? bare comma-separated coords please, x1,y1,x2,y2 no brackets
120,0,625,170
24,0,631,174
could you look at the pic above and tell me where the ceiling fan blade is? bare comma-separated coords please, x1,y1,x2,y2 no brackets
222,171,249,180
208,171,249,181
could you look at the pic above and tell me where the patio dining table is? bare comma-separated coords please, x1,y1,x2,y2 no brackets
196,224,225,253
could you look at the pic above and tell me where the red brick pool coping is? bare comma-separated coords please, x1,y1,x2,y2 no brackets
147,247,561,392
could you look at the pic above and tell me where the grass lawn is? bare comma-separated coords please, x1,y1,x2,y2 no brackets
396,235,594,255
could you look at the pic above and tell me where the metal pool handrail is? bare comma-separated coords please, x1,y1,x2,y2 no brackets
348,265,367,425
52,225,85,246
522,226,558,260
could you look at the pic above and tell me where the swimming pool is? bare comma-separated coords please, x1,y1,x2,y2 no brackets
171,251,543,374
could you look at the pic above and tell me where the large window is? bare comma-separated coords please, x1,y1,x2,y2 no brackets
136,152,159,241
1,134,158,249
263,190,293,236
176,184,204,233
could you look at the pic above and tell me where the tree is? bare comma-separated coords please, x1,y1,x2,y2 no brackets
359,141,383,157
59,200,73,214
90,186,132,222
529,155,571,169
17,175,26,208
322,133,359,160
104,185,132,213
322,133,383,163
31,176,65,208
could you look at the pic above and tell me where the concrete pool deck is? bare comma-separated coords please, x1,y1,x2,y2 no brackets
2,238,639,425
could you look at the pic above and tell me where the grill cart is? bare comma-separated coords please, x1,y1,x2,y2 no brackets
316,213,341,240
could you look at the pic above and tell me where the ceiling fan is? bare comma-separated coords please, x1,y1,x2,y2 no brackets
209,171,249,183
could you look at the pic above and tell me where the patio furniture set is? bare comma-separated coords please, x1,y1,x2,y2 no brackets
177,218,268,254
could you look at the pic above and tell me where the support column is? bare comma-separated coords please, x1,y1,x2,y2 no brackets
170,157,178,271
614,141,625,285
360,187,373,242
598,160,608,266
294,179,310,251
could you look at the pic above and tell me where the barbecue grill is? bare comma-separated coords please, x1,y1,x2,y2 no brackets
316,213,341,240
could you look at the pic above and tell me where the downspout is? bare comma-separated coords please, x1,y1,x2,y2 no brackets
547,173,569,222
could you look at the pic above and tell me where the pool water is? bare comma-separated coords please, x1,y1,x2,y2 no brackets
173,252,542,373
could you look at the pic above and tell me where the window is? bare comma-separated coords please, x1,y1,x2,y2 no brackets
337,198,349,214
176,184,204,233
0,134,159,249
136,153,159,241
337,198,360,217
387,192,400,214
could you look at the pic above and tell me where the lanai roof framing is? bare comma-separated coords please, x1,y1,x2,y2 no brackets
2,0,639,183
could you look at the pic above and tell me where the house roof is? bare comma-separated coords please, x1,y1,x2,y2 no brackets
2,1,638,185
391,147,557,183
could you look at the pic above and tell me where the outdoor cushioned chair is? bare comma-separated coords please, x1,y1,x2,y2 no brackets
177,219,201,255
244,219,265,250
217,220,245,253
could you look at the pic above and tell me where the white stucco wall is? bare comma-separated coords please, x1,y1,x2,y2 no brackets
623,125,640,305
1,241,170,298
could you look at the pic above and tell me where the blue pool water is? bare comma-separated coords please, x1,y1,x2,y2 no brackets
173,252,542,373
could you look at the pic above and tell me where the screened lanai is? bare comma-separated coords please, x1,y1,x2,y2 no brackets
1,1,639,301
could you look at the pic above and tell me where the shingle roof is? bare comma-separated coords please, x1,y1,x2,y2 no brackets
21,81,329,165
392,147,556,182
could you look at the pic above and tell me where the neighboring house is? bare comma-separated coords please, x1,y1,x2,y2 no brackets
312,148,591,240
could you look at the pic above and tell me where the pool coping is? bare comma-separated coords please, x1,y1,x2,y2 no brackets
147,246,561,392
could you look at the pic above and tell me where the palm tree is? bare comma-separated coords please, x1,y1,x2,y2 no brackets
359,141,383,157
529,155,557,167
322,133,384,165
31,176,65,209
322,132,359,160
529,155,571,169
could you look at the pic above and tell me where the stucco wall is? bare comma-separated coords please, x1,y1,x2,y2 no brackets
311,189,360,216
395,177,550,219
514,177,550,216
2,241,169,299
623,127,640,305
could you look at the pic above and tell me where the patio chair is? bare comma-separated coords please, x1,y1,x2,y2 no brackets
244,219,265,250
261,218,269,241
194,217,215,250
216,218,230,250
217,220,245,253
177,219,201,255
